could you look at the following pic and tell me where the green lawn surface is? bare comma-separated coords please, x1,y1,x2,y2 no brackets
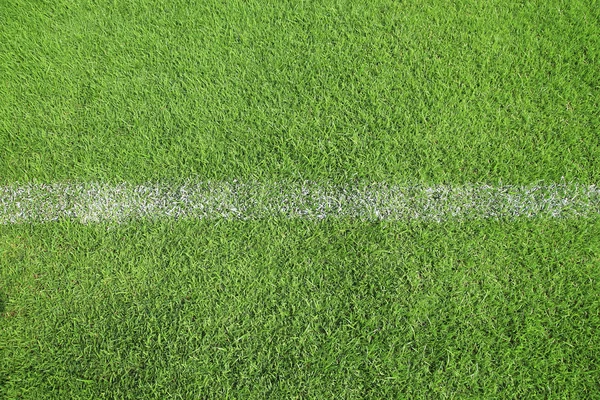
2,0,600,398
2,219,600,398
1,0,599,184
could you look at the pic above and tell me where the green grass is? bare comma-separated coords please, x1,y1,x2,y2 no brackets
1,0,599,184
2,219,600,398
2,0,600,398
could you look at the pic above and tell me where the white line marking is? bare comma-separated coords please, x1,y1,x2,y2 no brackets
1,181,599,223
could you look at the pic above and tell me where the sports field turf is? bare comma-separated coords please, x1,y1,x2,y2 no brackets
1,0,599,398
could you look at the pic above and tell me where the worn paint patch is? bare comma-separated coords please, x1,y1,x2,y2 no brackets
1,181,599,224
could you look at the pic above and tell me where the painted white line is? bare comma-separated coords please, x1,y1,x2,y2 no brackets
0,181,598,224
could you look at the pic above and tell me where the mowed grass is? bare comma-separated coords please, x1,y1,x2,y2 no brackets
1,219,600,398
0,0,599,184
2,0,600,398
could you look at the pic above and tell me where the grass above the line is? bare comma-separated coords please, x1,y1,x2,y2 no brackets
1,218,599,398
1,0,599,184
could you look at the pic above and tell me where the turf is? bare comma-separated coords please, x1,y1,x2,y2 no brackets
2,219,600,398
1,0,599,184
1,0,600,398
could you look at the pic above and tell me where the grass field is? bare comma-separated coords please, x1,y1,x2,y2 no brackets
1,0,600,398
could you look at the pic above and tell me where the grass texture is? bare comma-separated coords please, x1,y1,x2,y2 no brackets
1,0,600,398
1,0,599,184
2,219,600,398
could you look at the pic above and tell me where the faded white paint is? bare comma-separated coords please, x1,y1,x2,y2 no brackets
1,181,598,224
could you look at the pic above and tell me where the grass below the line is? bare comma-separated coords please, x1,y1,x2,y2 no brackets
1,219,599,398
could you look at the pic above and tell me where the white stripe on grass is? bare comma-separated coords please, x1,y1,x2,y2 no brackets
1,181,599,224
